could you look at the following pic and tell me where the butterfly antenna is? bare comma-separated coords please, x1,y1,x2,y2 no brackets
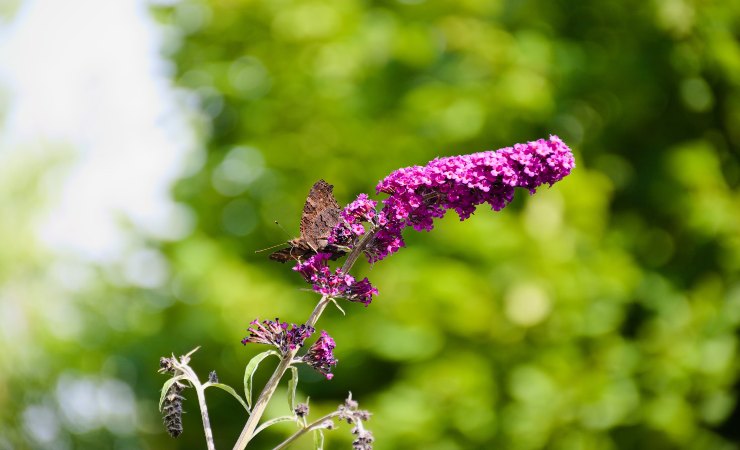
274,220,293,239
255,221,294,254
255,242,289,253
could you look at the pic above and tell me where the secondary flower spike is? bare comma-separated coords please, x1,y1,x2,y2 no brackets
241,318,314,355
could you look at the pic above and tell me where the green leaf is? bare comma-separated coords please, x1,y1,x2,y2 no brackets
205,382,250,413
313,428,324,450
244,350,280,409
158,376,186,412
253,415,296,437
329,298,346,316
288,366,298,412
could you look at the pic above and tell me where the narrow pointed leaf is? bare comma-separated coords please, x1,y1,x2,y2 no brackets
253,415,296,437
330,298,346,316
244,350,280,409
205,382,250,412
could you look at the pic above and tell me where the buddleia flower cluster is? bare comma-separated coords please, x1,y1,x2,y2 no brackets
330,135,575,263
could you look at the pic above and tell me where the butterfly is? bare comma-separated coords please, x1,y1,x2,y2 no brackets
269,179,347,263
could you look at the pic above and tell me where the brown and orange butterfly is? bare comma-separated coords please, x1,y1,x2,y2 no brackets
269,180,347,263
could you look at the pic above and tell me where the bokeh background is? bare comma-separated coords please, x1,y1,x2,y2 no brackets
1,0,739,448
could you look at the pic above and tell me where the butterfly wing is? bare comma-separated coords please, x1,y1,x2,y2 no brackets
268,242,313,262
299,179,341,250
268,248,293,262
268,180,344,263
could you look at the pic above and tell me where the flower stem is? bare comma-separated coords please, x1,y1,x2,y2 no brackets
271,412,338,450
341,227,378,274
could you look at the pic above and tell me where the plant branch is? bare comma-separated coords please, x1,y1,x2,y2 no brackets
341,226,378,274
233,225,378,450
271,412,339,450
306,295,331,328
195,384,216,450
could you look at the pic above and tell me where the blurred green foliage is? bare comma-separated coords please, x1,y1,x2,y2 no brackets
2,0,740,449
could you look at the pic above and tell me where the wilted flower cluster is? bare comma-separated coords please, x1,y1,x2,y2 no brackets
161,380,185,438
241,318,314,355
364,135,575,261
302,330,338,380
294,403,309,418
158,356,186,438
352,430,374,450
294,253,378,305
338,395,373,450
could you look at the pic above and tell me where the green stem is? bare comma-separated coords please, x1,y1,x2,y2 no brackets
195,384,216,450
175,352,216,450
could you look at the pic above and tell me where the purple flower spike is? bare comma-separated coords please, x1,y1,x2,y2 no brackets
366,135,574,261
303,330,338,380
241,318,315,355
